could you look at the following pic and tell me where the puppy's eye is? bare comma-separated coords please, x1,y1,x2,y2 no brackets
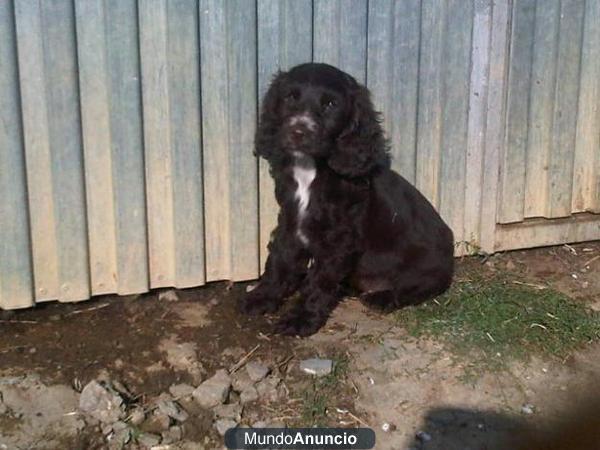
284,91,299,102
322,99,338,111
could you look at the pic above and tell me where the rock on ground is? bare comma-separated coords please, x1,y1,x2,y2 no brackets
213,403,243,421
231,370,254,393
107,421,131,450
240,386,259,404
245,361,270,382
169,383,195,399
79,380,126,424
299,358,333,376
158,289,179,302
137,432,161,448
129,406,146,426
155,393,189,422
143,409,172,433
193,369,231,409
161,425,184,444
214,418,237,436
255,376,282,403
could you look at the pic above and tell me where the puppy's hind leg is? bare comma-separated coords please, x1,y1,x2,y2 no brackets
361,290,397,314
352,272,397,313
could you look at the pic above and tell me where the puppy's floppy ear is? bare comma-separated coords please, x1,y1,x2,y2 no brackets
328,77,390,177
254,70,287,161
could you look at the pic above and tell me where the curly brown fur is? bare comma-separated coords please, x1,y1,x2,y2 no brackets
241,63,454,336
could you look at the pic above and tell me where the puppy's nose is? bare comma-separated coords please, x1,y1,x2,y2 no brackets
292,128,306,138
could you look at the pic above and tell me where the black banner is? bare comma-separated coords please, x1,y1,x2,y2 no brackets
224,427,376,449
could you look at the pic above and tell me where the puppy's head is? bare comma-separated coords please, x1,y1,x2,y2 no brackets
256,63,389,177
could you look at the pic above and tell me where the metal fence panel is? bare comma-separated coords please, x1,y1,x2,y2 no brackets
1,0,599,309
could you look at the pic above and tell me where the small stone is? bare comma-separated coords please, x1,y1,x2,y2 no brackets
245,362,270,382
222,347,245,359
112,421,128,432
129,407,146,426
252,421,267,428
231,371,254,393
381,422,396,432
144,410,172,433
177,442,207,450
158,289,179,302
161,425,184,444
416,431,432,442
266,420,285,428
114,359,125,370
169,384,195,399
101,423,114,436
521,404,535,415
79,380,126,424
192,369,231,409
108,421,131,450
137,432,161,448
214,403,243,421
156,393,189,422
505,260,516,270
240,386,259,404
255,376,281,402
299,358,333,376
215,418,237,436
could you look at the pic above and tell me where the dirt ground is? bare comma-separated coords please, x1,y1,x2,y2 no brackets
1,241,599,450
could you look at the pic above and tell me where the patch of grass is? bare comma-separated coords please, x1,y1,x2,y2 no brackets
299,356,349,426
395,275,600,372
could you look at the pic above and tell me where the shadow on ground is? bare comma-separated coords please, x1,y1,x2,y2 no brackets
406,407,526,450
408,400,600,450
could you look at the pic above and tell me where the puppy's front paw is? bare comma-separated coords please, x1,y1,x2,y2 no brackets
239,289,282,316
275,311,324,337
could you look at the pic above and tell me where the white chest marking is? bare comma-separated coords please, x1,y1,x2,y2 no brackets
292,154,316,245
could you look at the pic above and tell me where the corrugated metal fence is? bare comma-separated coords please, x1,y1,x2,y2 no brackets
1,0,599,309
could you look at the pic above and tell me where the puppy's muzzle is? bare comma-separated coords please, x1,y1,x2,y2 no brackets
285,113,317,148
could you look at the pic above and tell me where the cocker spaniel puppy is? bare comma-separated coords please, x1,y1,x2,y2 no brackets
241,63,454,336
